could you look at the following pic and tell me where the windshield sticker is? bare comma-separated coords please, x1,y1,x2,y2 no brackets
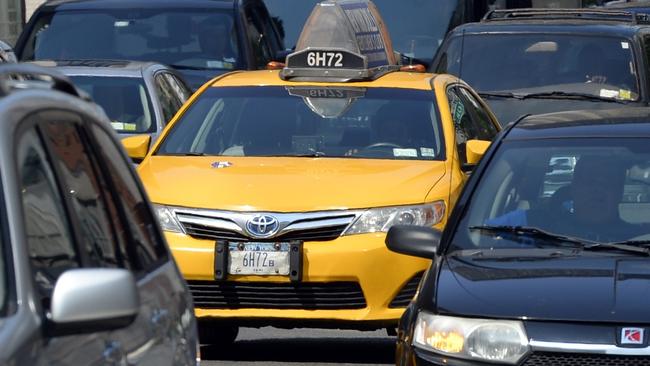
111,122,136,131
207,60,234,69
450,95,465,126
420,148,436,157
114,21,130,27
599,89,619,99
393,148,418,157
211,161,233,169
621,42,630,49
619,89,632,100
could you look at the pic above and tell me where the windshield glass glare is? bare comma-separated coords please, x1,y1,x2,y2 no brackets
264,0,458,64
157,86,443,160
438,34,639,101
453,138,650,251
70,76,155,134
25,10,240,70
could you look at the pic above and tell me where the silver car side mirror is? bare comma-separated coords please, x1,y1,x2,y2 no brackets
47,268,139,336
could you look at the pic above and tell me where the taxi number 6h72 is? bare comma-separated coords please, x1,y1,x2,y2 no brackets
307,52,344,67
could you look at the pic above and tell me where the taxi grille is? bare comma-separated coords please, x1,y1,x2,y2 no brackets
188,280,367,310
388,272,423,308
523,352,650,366
182,222,349,242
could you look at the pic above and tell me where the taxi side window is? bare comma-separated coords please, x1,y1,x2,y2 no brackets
245,6,273,68
90,125,169,273
17,125,80,299
155,73,182,123
447,86,475,165
40,117,122,269
457,87,498,140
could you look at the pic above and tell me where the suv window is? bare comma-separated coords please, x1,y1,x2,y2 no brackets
18,126,79,297
41,117,121,268
245,5,273,68
91,125,168,272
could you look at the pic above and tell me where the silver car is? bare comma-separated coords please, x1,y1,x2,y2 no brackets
0,63,199,365
30,60,192,145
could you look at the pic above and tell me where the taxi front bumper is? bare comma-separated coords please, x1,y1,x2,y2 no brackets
166,231,430,328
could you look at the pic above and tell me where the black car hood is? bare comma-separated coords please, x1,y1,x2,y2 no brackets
175,68,228,90
436,254,650,323
485,98,640,127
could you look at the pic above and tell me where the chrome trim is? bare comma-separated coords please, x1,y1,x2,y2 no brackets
530,340,650,356
171,206,363,240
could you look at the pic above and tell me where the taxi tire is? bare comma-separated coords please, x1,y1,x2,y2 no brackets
198,321,239,345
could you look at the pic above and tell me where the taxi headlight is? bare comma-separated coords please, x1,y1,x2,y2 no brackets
413,313,529,364
153,204,183,233
342,202,445,236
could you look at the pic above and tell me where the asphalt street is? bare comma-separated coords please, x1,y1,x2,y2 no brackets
201,327,395,366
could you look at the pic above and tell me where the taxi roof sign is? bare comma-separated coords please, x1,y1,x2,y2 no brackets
281,0,399,82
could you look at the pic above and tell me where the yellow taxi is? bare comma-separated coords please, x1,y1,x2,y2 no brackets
123,0,500,344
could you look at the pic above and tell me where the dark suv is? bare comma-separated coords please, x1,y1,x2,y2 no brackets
432,8,650,125
15,0,285,89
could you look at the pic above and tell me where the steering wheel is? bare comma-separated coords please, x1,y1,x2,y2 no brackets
363,142,402,150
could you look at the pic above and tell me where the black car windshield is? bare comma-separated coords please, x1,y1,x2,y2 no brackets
23,9,241,70
70,76,156,134
438,34,639,101
452,137,650,251
157,86,444,160
264,0,458,65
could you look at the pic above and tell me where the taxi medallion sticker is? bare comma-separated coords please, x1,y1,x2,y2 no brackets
211,161,233,169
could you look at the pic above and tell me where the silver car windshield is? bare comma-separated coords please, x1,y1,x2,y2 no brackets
70,76,155,134
157,86,444,160
454,138,650,250
439,34,639,101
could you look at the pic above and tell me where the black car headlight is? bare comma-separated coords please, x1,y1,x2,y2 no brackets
413,313,529,364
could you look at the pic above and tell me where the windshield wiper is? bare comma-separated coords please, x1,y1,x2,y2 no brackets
161,152,207,156
169,64,211,70
267,152,327,157
469,225,650,256
478,91,520,99
519,91,628,103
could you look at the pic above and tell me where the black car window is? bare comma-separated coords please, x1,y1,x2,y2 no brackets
91,124,169,273
437,33,639,101
245,5,273,68
41,118,120,268
22,9,241,71
17,126,80,298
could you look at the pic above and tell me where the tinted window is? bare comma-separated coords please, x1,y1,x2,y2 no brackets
91,125,168,272
457,87,499,140
438,34,639,101
157,87,444,161
264,0,459,64
156,73,183,123
18,127,79,295
447,86,476,164
42,119,120,268
245,6,273,68
24,9,241,70
70,75,156,134
454,138,650,250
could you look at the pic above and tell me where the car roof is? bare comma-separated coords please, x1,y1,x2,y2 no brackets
29,60,164,77
40,0,237,11
506,108,650,140
210,70,437,90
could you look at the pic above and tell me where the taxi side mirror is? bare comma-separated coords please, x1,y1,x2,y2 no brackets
463,139,491,171
122,135,151,162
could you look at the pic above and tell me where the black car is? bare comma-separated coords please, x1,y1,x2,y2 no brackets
15,0,285,89
388,108,650,365
432,8,650,125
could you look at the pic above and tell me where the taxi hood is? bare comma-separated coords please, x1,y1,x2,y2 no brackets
138,156,446,211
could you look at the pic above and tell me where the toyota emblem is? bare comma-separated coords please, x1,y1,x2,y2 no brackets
246,215,280,238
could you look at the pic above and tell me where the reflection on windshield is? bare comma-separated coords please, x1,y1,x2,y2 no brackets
71,76,155,134
455,139,650,251
264,0,458,64
27,10,240,70
157,87,443,160
437,34,638,101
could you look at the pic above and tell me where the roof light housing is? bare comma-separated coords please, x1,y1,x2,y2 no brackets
280,0,399,82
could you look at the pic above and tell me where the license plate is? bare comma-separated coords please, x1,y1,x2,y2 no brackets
228,242,290,275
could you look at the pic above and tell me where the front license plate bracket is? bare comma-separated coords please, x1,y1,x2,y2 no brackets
214,240,302,281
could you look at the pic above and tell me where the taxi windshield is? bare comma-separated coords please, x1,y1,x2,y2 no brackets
452,138,650,251
439,34,639,101
24,9,240,70
157,86,444,160
70,76,155,134
265,0,459,65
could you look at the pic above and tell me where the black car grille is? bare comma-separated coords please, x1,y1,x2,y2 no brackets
523,352,650,366
188,280,367,310
389,272,423,308
182,222,349,242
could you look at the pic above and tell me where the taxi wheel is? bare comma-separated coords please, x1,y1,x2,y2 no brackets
198,321,239,345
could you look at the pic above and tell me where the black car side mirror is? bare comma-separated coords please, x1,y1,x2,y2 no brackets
385,225,441,259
